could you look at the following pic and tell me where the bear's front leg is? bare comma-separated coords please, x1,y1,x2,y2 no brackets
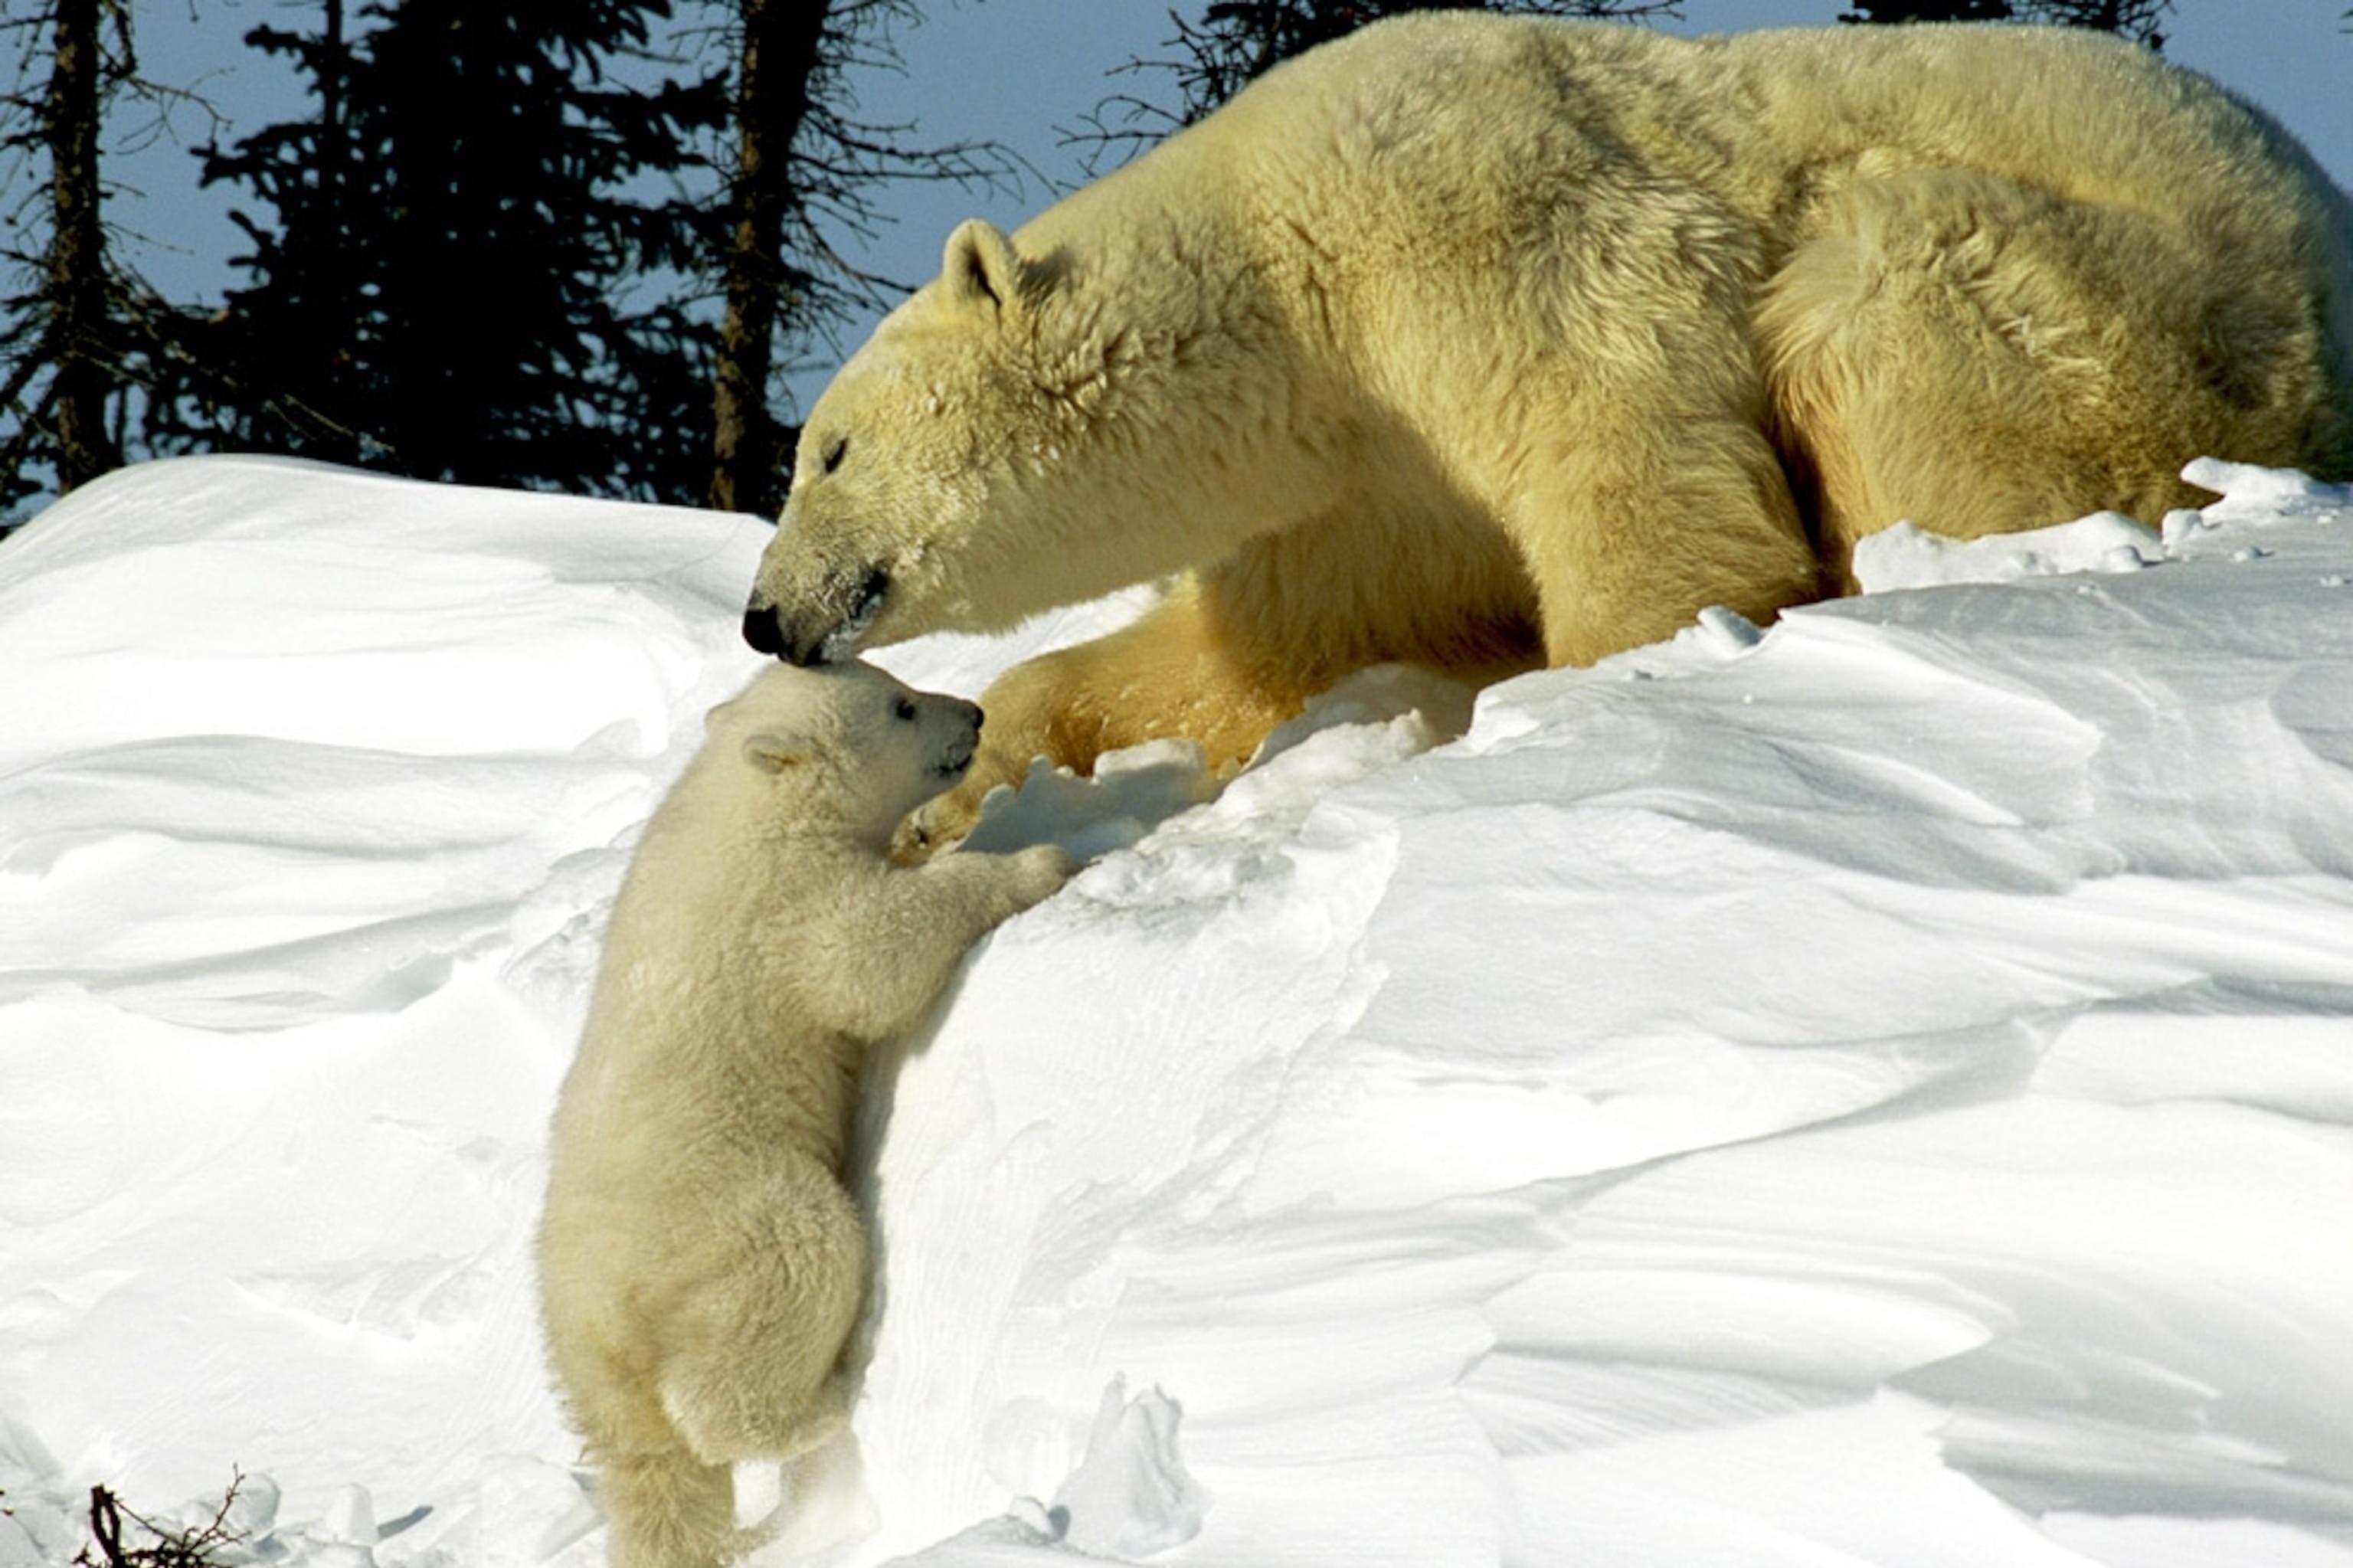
906,584,1311,851
1507,409,1823,667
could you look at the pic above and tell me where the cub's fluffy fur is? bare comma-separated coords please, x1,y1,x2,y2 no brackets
537,661,1071,1568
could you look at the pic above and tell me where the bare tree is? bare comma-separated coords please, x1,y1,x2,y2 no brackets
706,0,1013,520
38,0,115,487
708,0,825,517
0,0,130,508
0,0,224,521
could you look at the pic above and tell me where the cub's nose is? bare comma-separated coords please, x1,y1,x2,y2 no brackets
742,603,784,657
963,700,985,729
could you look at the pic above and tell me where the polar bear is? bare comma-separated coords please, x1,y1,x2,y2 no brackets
536,661,1072,1568
740,15,2353,841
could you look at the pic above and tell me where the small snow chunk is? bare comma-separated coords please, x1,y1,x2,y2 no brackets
1854,512,2160,592
2181,456,2353,525
1049,1378,1207,1560
1005,1496,1059,1540
2322,574,2348,589
1250,662,1476,766
960,738,1216,861
473,1458,600,1568
318,1485,377,1547
2181,456,2307,506
2159,508,2211,548
2182,455,2253,495
2165,462,2353,564
300,1546,374,1568
884,1503,1065,1563
1691,604,1765,654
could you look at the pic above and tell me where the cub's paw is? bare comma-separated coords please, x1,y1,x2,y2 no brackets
1009,843,1078,906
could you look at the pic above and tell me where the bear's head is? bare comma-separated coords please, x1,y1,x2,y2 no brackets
702,660,983,837
742,213,1293,666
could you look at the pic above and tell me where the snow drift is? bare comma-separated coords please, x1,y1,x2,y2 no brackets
2,453,2350,1568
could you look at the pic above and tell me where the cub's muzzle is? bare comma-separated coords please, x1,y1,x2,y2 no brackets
941,700,984,777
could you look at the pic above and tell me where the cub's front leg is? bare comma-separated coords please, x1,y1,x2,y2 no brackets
803,845,1076,1038
944,842,1080,928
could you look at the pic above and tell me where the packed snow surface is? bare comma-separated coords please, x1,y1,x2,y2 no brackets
2,453,2351,1568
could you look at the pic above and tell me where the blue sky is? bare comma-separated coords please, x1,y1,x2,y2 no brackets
77,1,2353,423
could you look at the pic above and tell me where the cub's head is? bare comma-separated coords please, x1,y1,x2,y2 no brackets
703,660,983,836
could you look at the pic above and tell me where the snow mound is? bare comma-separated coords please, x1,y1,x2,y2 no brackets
1854,463,2350,593
2,455,2350,1568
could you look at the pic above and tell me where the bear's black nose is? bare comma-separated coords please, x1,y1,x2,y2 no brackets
742,603,784,657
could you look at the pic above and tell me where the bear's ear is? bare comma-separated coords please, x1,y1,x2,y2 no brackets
943,218,1026,316
741,730,817,774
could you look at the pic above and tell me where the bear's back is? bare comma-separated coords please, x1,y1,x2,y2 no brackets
1180,12,2343,253
1713,22,2344,236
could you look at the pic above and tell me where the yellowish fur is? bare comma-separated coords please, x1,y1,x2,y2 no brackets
745,17,2353,840
536,662,1071,1568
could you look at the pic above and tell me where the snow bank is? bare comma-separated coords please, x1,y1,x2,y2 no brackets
2,455,2350,1568
0,458,772,1568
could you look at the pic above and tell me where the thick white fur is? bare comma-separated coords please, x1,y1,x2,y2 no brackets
746,17,2353,839
536,662,1071,1568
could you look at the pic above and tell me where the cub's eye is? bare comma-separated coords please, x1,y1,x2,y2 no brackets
893,697,917,722
821,436,849,476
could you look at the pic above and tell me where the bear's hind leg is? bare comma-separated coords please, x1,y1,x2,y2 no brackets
1760,168,2266,587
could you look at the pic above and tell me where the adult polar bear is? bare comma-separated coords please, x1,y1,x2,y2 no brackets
744,15,2353,832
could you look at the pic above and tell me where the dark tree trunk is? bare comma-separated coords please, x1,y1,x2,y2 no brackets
708,0,830,519
47,0,120,490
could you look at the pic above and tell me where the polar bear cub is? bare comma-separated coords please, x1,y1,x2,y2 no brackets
537,660,1072,1568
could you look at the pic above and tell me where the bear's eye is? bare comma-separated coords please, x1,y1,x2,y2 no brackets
893,697,916,722
821,435,849,476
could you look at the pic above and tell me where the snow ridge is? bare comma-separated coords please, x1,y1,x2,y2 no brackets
2,455,2350,1568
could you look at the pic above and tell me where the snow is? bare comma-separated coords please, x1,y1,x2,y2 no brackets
2,451,2351,1568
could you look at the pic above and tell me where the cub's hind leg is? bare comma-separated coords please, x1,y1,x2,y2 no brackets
657,1154,868,1468
597,1442,736,1568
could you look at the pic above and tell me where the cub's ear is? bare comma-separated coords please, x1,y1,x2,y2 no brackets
741,730,818,774
943,218,1026,316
